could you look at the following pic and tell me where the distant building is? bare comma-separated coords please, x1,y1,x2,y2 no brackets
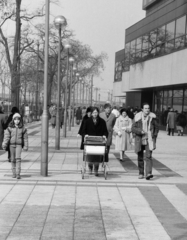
113,0,187,126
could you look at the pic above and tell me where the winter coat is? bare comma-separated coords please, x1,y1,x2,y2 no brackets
113,115,132,151
82,116,108,162
78,114,90,150
2,121,28,150
0,113,8,150
176,113,187,128
76,108,82,120
82,116,108,138
131,112,159,153
167,111,176,129
99,112,116,146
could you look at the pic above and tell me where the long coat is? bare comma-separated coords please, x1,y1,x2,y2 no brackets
99,112,116,146
167,111,176,129
0,113,8,150
114,116,132,151
132,112,159,153
78,114,89,150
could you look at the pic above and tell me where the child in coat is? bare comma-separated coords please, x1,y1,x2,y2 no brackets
2,113,28,179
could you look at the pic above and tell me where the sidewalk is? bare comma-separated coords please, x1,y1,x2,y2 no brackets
0,122,187,240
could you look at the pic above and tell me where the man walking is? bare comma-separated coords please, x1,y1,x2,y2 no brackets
100,103,116,162
132,103,159,180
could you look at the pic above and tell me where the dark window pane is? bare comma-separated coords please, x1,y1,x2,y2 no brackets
136,37,142,51
164,90,173,98
142,49,149,58
173,90,183,97
165,39,175,53
149,29,157,53
166,21,175,40
175,36,185,49
142,34,149,49
131,40,136,53
173,98,183,112
184,89,187,97
115,62,122,82
176,16,186,37
125,43,130,71
157,25,166,44
136,51,142,62
125,42,130,53
148,46,156,57
156,42,165,55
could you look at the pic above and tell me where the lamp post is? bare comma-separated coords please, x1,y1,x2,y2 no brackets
41,0,50,176
54,15,67,149
35,41,39,121
71,65,77,127
68,56,74,131
79,77,82,106
90,75,93,106
63,42,71,138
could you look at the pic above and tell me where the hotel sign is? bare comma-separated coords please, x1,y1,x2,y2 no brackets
142,0,158,9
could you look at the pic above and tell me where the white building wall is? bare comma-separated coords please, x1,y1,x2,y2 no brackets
129,49,187,89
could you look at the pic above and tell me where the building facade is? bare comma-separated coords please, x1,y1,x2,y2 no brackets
113,0,187,126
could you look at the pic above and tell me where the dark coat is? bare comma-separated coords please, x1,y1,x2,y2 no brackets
132,112,159,153
176,113,187,128
0,113,8,150
167,111,176,129
78,115,89,150
82,116,108,138
76,108,82,120
99,112,116,146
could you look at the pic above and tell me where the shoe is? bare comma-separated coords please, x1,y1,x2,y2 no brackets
8,158,11,163
12,174,16,178
146,174,153,180
120,159,124,162
95,172,99,177
17,175,21,179
138,174,144,179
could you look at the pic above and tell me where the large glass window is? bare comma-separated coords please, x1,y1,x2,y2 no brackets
157,25,166,55
130,40,136,64
165,21,175,53
136,37,142,62
173,90,183,112
149,29,157,57
175,16,186,49
124,42,130,71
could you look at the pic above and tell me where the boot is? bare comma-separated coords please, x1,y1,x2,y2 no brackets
11,162,16,178
16,159,21,179
88,163,93,174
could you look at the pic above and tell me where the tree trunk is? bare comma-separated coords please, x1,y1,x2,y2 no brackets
11,0,22,108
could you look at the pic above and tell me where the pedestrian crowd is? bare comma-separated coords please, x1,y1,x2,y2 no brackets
76,103,160,180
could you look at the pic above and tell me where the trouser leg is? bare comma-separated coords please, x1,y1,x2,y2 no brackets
145,145,152,177
119,151,123,160
94,163,99,176
137,146,144,175
171,128,174,136
10,146,16,177
105,146,110,162
168,128,171,135
16,158,21,176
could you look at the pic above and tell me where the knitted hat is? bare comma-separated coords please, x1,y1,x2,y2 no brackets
13,113,21,119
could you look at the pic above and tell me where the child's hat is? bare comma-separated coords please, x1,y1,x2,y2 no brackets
13,113,21,119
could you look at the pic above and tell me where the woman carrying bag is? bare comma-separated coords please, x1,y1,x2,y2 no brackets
114,108,132,161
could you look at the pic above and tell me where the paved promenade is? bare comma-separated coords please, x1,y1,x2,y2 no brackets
0,121,187,240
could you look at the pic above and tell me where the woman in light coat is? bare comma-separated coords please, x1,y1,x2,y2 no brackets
114,108,132,161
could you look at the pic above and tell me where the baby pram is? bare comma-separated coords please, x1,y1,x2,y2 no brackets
81,135,108,179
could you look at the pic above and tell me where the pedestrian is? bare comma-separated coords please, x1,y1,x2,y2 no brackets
82,107,108,176
100,103,116,161
6,107,21,162
49,105,57,128
2,113,28,179
77,107,92,150
76,107,82,125
132,103,159,180
166,108,176,136
0,105,8,151
176,112,187,136
113,108,132,161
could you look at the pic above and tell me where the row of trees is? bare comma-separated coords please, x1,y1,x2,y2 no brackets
0,0,107,108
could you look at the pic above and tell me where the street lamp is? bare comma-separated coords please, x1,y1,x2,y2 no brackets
54,15,67,150
68,56,74,131
41,0,50,176
79,77,82,106
63,42,71,138
71,65,77,127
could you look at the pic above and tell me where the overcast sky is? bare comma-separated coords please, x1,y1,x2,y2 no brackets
21,0,145,99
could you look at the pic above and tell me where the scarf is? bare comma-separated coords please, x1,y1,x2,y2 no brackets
141,114,154,150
